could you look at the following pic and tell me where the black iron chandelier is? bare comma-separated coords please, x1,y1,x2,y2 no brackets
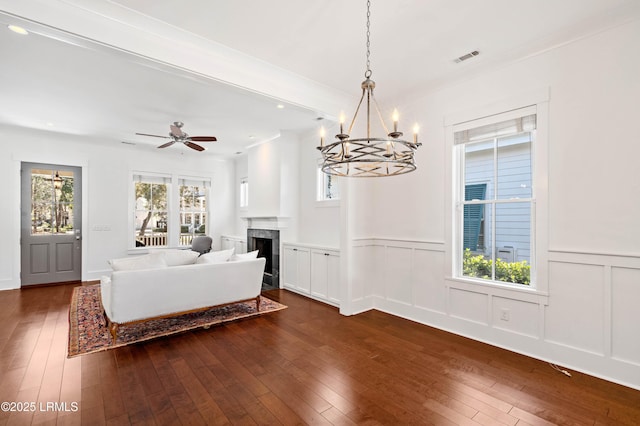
317,0,421,177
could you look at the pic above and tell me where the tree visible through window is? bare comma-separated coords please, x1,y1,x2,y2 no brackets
30,169,74,235
134,176,168,247
132,174,210,248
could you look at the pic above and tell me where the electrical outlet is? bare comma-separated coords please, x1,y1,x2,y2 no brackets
500,308,510,321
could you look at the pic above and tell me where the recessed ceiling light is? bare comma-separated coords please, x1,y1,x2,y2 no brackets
276,104,285,109
46,122,54,127
8,25,29,35
249,135,256,139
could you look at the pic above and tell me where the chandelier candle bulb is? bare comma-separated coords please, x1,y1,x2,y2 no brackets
339,112,345,134
413,124,419,144
392,109,399,132
320,126,325,148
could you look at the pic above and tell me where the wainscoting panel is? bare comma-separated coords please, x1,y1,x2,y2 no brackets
545,262,605,354
352,244,373,302
491,296,540,338
611,266,640,366
347,239,640,389
413,249,446,313
449,288,489,325
384,246,413,306
371,245,386,297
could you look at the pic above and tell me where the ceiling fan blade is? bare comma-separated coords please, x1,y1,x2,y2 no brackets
170,124,185,137
185,141,205,151
157,141,176,149
189,136,217,142
136,132,170,139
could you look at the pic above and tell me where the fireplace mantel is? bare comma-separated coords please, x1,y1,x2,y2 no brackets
241,216,290,230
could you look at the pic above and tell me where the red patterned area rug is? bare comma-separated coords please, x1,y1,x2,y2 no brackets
68,284,287,357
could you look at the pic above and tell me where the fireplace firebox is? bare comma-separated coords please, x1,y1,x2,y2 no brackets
247,229,279,290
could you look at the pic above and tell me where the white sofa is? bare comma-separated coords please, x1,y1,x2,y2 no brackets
100,254,266,342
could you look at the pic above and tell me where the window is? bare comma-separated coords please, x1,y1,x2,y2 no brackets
179,179,208,246
30,169,75,235
132,173,210,248
239,177,248,209
317,164,340,201
454,109,535,286
134,174,169,247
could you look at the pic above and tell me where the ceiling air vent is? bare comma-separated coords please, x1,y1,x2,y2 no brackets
454,50,479,63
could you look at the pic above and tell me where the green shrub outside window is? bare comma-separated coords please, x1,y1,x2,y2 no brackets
463,249,530,285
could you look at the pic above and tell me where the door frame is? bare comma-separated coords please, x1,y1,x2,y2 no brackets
11,155,89,289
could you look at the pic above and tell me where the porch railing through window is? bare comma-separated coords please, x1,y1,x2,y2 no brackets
136,233,195,247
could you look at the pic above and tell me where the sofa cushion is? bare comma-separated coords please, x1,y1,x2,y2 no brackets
230,250,259,261
150,249,199,266
109,252,168,271
196,248,235,264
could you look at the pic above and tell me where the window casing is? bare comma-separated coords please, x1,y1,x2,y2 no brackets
454,110,536,286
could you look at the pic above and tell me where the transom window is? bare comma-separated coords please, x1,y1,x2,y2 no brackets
455,109,536,286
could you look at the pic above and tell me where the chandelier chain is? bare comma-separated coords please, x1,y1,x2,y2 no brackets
365,0,371,78
317,0,421,178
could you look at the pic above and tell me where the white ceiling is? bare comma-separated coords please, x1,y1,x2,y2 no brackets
1,0,638,156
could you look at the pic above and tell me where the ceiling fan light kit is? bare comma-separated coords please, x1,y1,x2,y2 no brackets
136,121,217,152
317,0,422,178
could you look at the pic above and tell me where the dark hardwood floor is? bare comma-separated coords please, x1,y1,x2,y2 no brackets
0,283,639,425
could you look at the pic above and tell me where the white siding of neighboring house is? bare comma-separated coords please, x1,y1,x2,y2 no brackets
464,133,532,262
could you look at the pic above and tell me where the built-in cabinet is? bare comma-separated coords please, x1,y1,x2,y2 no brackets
283,245,310,293
283,243,340,307
220,235,247,254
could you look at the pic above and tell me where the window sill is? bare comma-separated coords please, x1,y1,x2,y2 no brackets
127,246,191,255
445,276,549,305
315,199,340,208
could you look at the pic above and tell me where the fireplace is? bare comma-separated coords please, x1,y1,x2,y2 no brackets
247,228,280,290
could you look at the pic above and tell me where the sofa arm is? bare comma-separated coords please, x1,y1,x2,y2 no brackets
100,275,113,319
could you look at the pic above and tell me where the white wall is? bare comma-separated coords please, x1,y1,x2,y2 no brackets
297,127,340,247
233,127,342,249
1,125,236,289
232,153,249,239
337,20,640,389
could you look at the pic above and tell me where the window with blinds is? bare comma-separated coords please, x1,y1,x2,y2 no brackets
133,173,170,248
454,107,536,286
131,173,211,248
179,178,210,246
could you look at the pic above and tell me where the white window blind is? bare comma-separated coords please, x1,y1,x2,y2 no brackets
455,114,536,145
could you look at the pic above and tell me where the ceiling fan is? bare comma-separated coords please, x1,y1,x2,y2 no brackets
136,121,217,151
